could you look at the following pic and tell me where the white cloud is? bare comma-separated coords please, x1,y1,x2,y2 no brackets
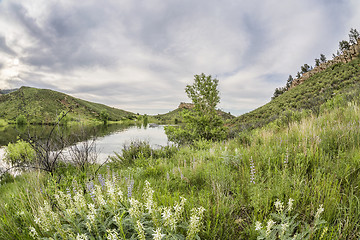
0,0,359,115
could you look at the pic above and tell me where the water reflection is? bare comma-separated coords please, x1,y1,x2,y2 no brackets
0,123,170,163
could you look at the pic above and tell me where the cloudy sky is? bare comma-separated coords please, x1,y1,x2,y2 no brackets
0,0,359,115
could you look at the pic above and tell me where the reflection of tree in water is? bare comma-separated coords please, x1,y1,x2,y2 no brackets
0,123,137,147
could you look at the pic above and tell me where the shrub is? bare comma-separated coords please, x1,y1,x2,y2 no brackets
4,139,35,167
16,114,27,126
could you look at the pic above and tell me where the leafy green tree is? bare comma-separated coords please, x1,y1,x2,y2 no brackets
100,110,110,124
142,114,148,127
165,73,227,144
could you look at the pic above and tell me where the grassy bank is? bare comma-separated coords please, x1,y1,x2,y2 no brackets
1,96,360,239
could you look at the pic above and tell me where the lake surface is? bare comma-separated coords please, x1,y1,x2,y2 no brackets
0,123,171,165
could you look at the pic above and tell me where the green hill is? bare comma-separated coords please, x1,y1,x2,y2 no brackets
151,102,235,124
0,86,136,124
230,56,360,132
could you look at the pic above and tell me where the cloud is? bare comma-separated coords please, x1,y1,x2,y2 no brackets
0,0,359,115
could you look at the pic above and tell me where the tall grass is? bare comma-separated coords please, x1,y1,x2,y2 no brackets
1,98,360,239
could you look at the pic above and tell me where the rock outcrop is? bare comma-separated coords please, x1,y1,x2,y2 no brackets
178,102,194,109
291,38,360,88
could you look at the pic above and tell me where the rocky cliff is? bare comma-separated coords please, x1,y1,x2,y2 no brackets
291,38,360,88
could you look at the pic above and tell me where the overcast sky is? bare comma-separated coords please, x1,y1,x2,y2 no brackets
0,0,359,115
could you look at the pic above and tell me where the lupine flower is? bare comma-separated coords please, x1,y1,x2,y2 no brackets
98,174,106,189
284,149,289,166
250,157,256,184
127,178,134,198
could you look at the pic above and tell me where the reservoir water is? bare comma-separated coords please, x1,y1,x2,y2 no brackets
0,123,171,165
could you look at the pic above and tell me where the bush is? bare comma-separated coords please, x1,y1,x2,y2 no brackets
4,139,35,167
111,141,178,167
0,119,7,127
16,114,27,126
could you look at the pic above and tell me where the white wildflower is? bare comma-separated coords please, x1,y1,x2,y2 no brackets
76,233,88,240
136,220,146,240
266,219,275,236
152,228,165,240
29,226,38,238
87,203,97,231
143,180,155,214
95,185,106,206
186,206,205,240
106,229,119,240
287,198,294,212
34,216,41,225
129,198,143,220
315,204,324,219
74,191,87,210
281,222,289,235
274,199,284,213
162,207,172,227
255,221,262,231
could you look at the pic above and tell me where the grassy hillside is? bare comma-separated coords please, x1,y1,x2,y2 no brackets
231,56,360,132
151,105,235,124
1,94,360,239
0,86,136,124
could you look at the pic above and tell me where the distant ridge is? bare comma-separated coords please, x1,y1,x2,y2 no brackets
0,86,135,124
0,88,19,95
152,102,234,123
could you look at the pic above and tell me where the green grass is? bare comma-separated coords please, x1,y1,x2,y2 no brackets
231,56,360,132
150,106,234,124
1,96,360,239
0,86,136,124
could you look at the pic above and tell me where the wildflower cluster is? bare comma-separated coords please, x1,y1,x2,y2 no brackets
255,198,327,240
29,176,205,240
